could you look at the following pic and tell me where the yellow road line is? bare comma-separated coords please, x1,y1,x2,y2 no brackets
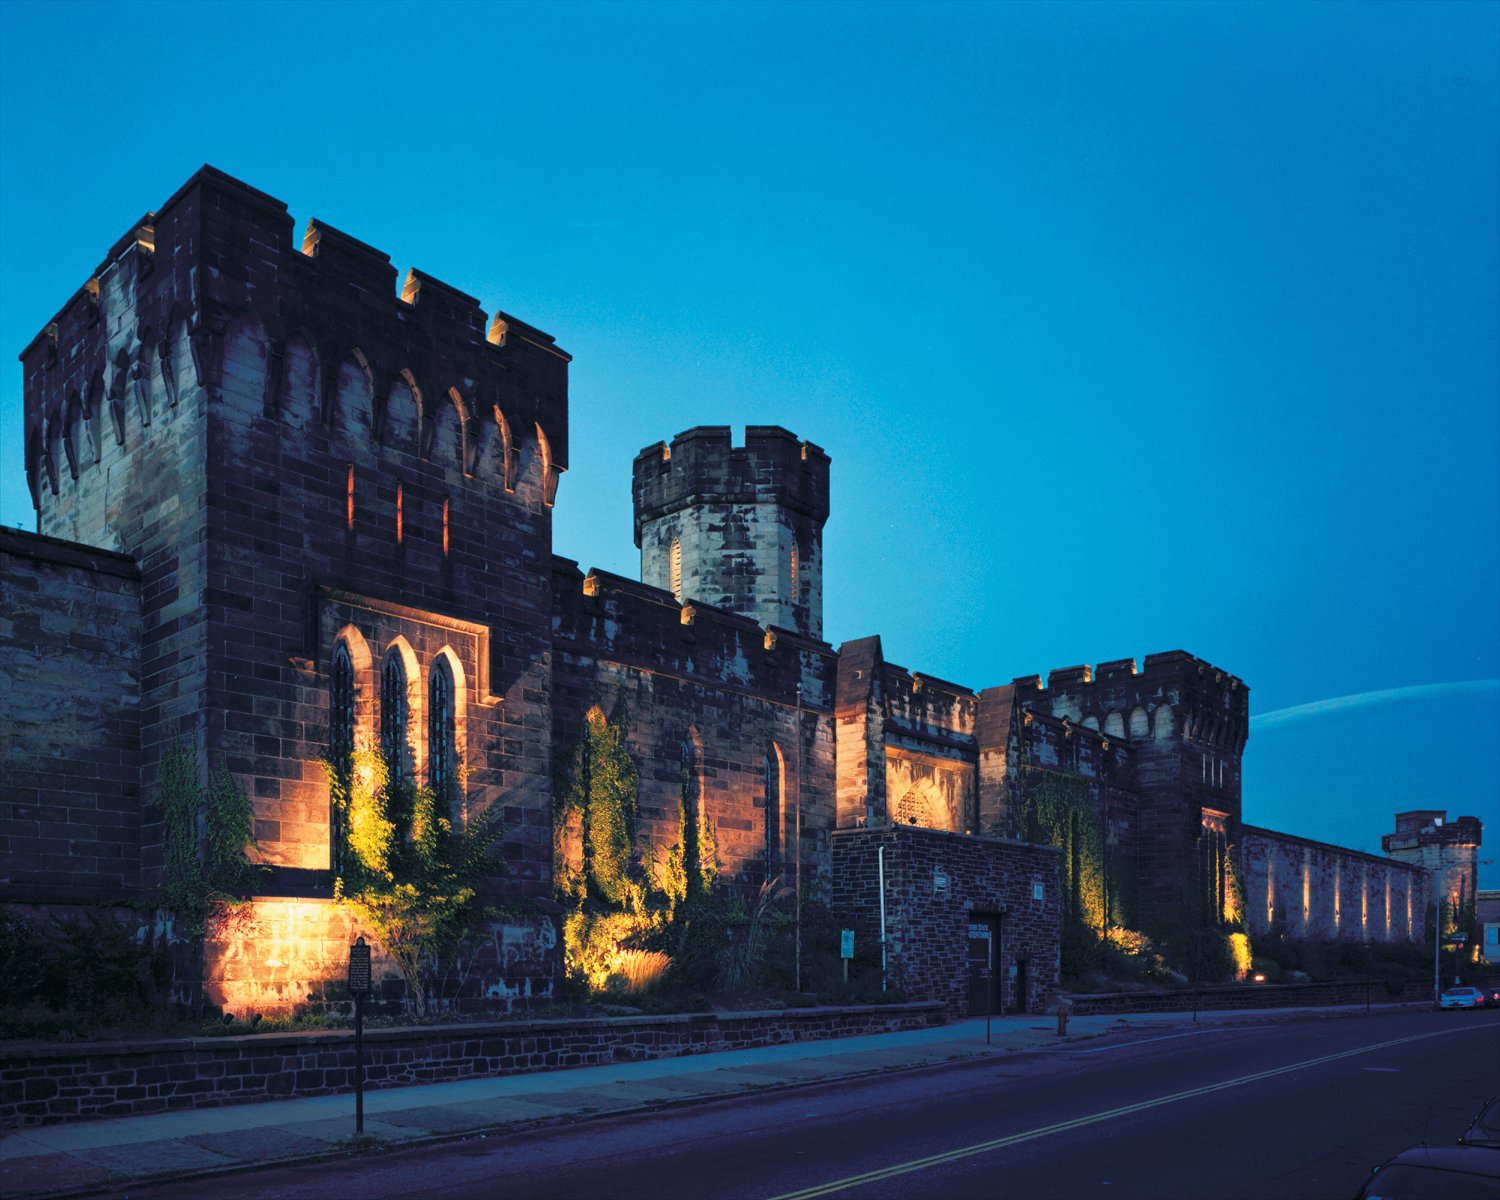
768,1026,1477,1200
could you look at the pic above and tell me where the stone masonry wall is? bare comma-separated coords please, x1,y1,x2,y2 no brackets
1066,977,1434,1016
882,664,978,835
20,166,570,903
552,560,836,889
634,426,829,639
832,826,1061,1017
0,1002,944,1128
204,897,562,1018
1014,651,1247,922
0,530,142,902
1239,825,1427,943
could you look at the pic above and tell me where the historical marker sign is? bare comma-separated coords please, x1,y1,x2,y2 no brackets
348,937,371,995
841,929,855,959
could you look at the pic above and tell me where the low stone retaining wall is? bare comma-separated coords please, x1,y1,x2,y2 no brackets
1065,978,1431,1016
0,1001,945,1128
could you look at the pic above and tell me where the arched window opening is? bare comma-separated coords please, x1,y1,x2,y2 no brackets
429,658,455,803
442,497,450,556
670,539,683,600
764,751,780,871
395,481,404,543
331,643,355,766
346,464,355,530
381,653,408,781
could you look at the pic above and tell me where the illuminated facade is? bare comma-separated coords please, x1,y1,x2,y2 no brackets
3,166,1481,1017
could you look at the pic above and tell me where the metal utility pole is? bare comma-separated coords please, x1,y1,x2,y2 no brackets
1432,865,1442,1008
795,683,802,995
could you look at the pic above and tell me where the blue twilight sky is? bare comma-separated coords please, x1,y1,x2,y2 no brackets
1,1,1496,884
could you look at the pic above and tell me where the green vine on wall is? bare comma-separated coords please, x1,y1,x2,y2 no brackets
1017,764,1105,933
327,749,504,1016
157,739,263,935
551,699,724,992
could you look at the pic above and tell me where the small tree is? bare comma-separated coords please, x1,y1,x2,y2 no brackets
330,750,504,1016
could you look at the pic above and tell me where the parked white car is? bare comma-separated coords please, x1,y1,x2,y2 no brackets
1439,986,1485,1010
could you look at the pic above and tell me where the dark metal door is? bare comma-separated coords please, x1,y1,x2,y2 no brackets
966,916,997,1016
1011,957,1028,1014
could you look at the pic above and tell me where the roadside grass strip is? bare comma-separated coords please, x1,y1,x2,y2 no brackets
767,1026,1477,1200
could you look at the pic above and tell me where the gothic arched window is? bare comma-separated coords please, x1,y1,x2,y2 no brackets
764,751,780,870
381,653,407,780
331,643,354,765
429,657,455,802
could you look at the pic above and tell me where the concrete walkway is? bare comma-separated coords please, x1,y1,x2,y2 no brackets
0,1000,1428,1198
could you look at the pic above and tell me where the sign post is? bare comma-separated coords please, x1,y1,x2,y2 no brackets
840,930,854,984
348,937,372,1134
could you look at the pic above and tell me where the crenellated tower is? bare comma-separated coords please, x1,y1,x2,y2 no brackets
633,426,830,638
17,164,569,895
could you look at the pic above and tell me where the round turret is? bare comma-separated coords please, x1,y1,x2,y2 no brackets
632,425,830,638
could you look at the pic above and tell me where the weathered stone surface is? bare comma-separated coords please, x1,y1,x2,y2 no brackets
1241,825,1428,941
0,1002,943,1129
832,825,1062,1017
634,426,828,639
0,530,141,902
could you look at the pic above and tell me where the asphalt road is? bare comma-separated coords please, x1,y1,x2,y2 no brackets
110,1008,1499,1200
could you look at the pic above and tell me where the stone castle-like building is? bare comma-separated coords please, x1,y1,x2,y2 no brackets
2,167,1482,1017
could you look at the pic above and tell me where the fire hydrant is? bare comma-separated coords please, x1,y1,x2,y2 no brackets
1056,1000,1072,1036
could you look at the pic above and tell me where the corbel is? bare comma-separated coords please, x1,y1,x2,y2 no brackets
320,362,341,426
189,306,228,393
263,339,286,418
370,372,388,444
418,397,436,459
130,360,151,426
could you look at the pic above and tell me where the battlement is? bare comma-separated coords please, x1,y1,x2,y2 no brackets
632,424,830,544
632,424,829,638
1013,650,1249,753
1383,812,1483,852
21,165,570,526
551,556,835,713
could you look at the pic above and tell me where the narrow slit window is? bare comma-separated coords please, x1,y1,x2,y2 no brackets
346,464,355,530
790,542,798,596
429,658,454,803
331,643,354,764
764,751,779,870
381,653,407,782
670,539,682,600
442,497,450,556
396,481,404,544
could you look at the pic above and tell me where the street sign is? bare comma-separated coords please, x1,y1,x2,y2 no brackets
840,930,854,959
348,937,371,995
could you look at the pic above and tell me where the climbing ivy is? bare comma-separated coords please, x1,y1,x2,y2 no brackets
329,749,505,1016
551,698,729,992
157,739,262,934
1016,764,1105,933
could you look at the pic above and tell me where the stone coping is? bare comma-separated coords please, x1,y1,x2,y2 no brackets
1,1001,945,1063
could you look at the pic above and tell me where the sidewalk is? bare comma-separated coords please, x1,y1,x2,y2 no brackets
0,999,1427,1198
